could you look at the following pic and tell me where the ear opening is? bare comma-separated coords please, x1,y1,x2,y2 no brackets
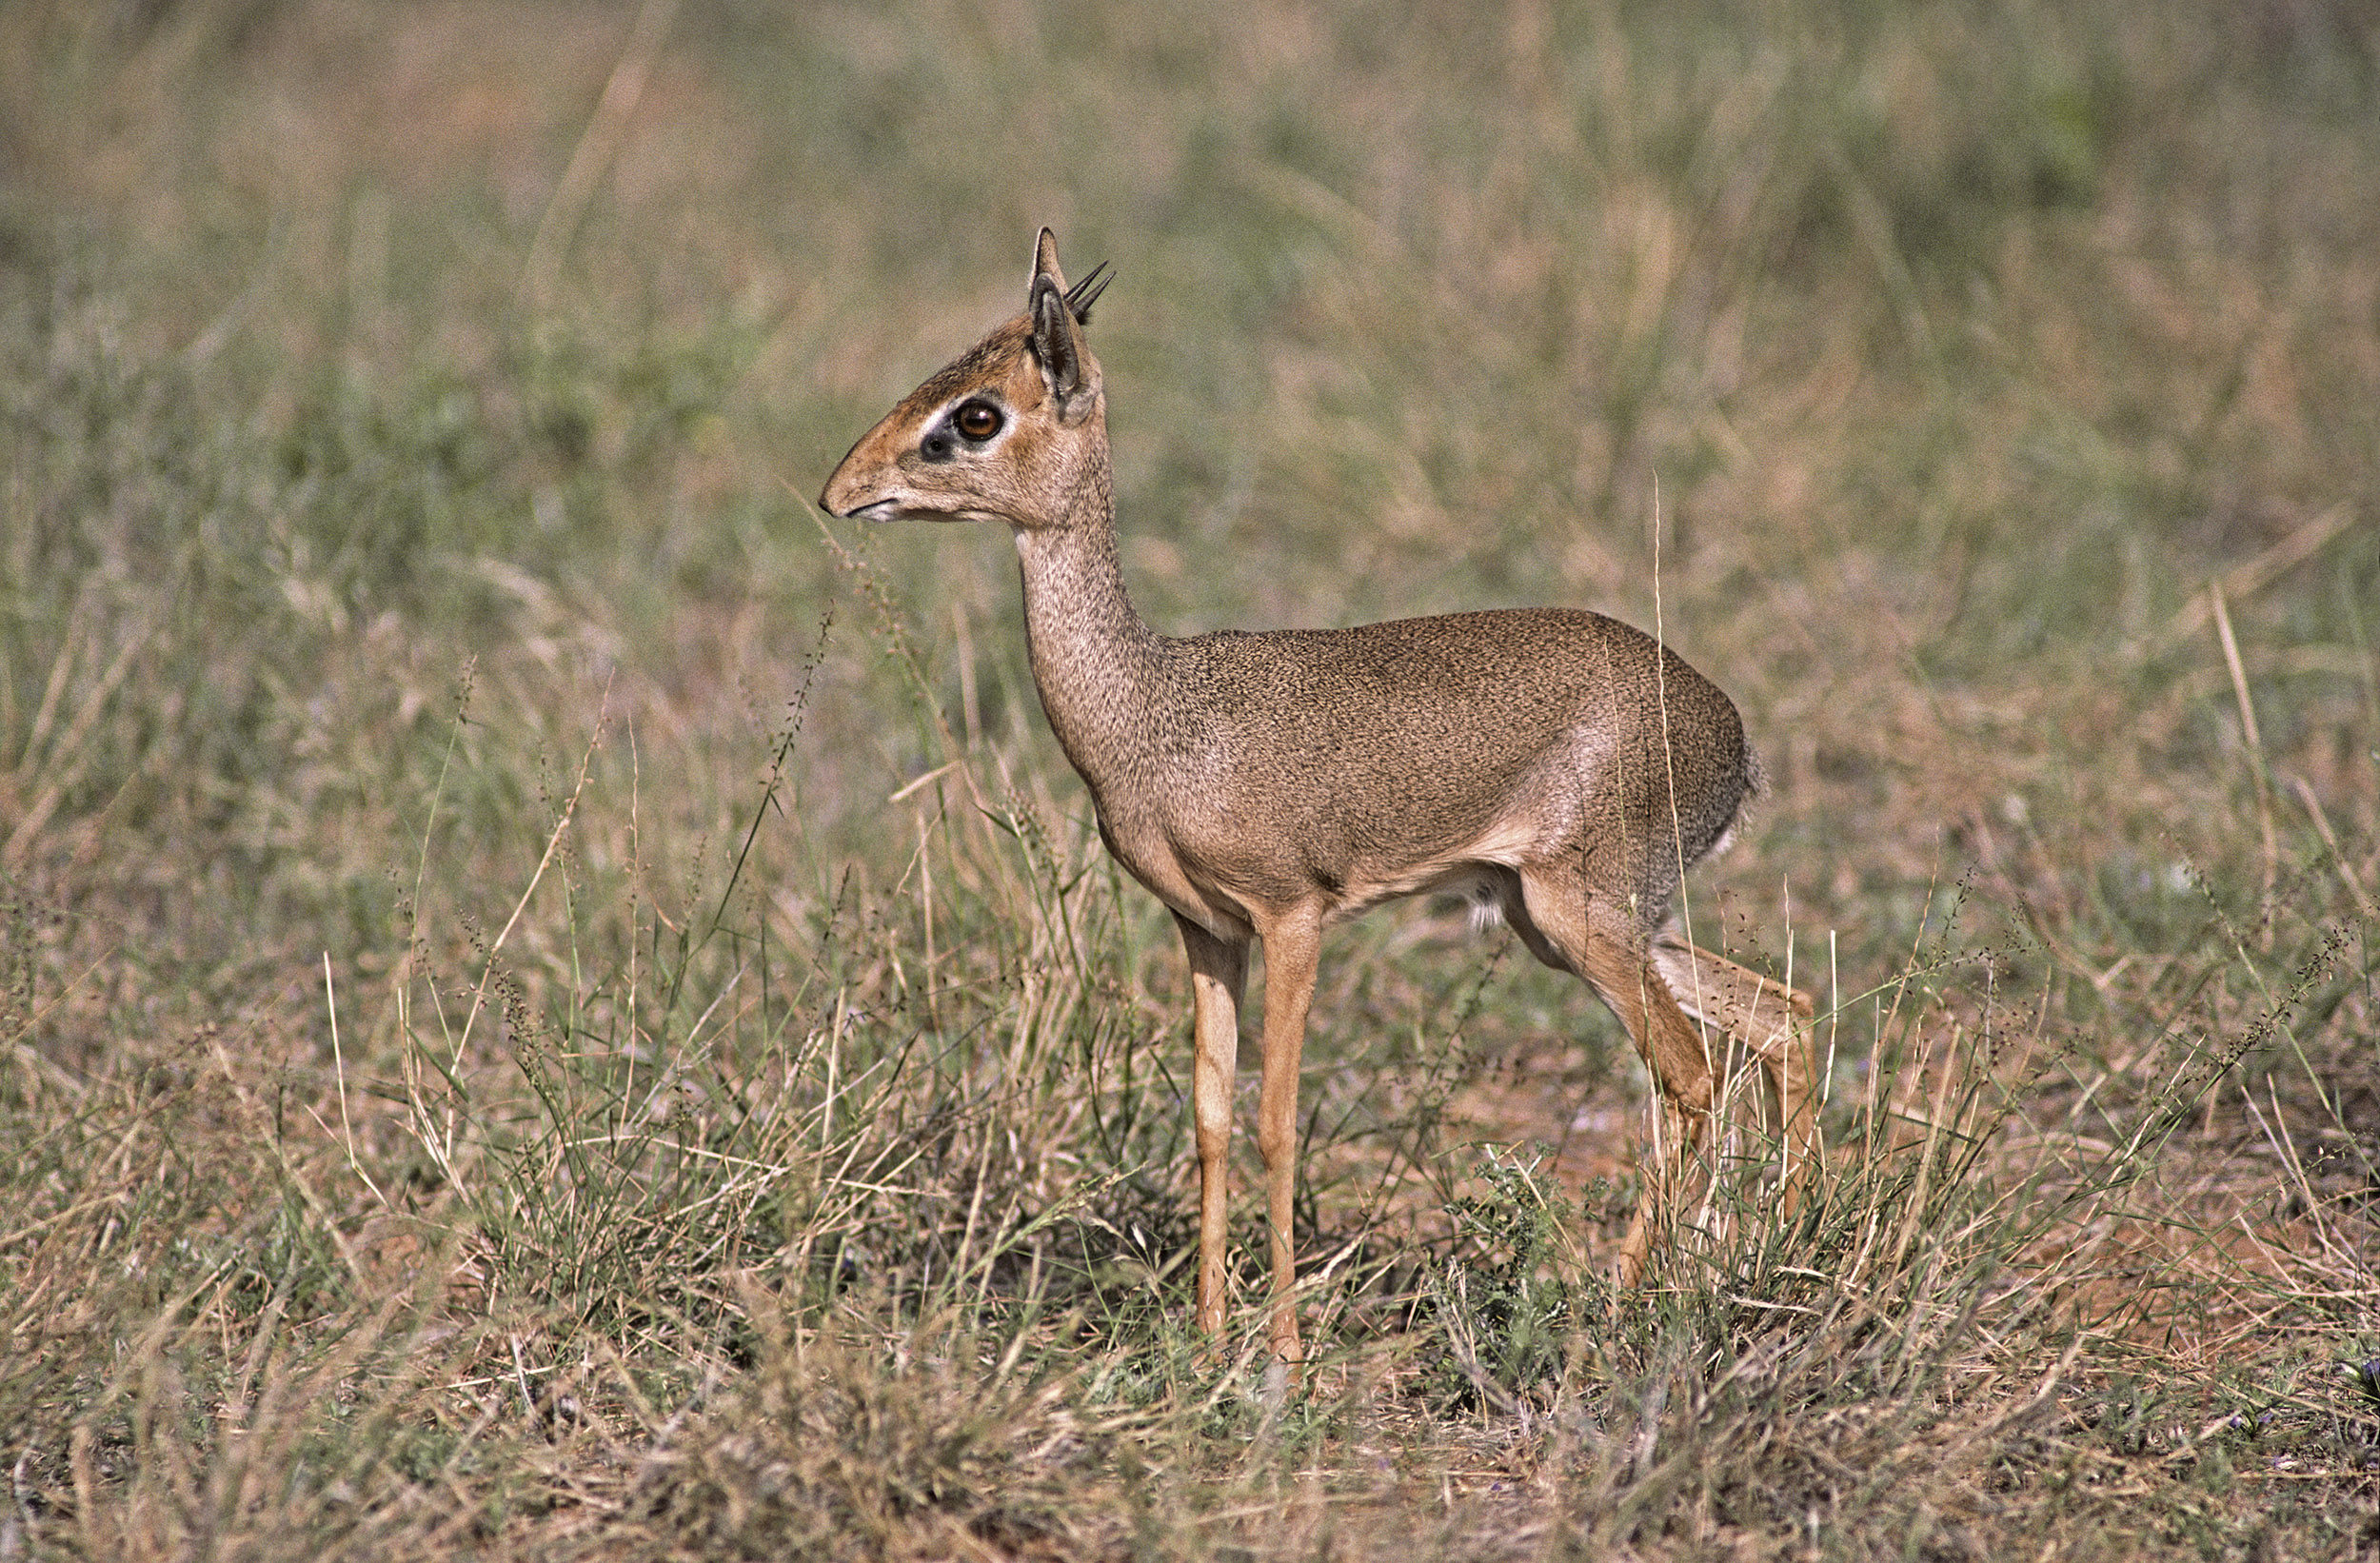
1030,273,1093,415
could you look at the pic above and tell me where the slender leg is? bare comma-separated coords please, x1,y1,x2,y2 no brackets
1250,904,1322,1366
1518,873,1714,1287
1762,1018,1820,1213
1649,936,1820,1213
1610,971,1717,1286
1174,913,1248,1337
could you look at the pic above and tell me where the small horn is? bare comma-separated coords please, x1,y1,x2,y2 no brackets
1063,261,1113,325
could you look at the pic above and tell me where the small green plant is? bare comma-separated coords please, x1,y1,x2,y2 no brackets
1426,1149,1587,1408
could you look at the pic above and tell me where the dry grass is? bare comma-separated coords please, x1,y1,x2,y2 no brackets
3,0,2376,1557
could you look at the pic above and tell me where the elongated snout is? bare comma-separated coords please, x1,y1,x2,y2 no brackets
817,436,896,521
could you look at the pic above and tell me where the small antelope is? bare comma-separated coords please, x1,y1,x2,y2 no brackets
822,230,1817,1369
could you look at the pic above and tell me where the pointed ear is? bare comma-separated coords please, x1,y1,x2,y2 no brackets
1030,268,1100,425
1032,227,1066,293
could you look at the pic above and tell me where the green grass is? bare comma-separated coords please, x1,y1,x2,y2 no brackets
3,0,2376,1556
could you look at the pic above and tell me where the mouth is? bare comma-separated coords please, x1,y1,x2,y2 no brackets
837,499,902,524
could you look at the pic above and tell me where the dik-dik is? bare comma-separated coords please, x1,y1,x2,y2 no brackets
821,229,1817,1371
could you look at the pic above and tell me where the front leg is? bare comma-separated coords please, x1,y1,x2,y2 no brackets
1174,914,1248,1337
1251,904,1323,1367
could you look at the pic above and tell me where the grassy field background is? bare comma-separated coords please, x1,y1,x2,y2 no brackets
3,0,2376,1556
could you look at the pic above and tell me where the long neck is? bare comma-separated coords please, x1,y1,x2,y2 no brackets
1010,449,1172,788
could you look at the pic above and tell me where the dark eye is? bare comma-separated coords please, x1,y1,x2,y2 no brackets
953,400,1002,441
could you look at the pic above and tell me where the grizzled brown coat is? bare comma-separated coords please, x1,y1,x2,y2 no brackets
821,230,1815,1376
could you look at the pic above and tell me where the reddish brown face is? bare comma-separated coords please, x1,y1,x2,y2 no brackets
816,312,1101,533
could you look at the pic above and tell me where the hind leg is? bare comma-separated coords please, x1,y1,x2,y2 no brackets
1515,870,1716,1287
1649,934,1819,1213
